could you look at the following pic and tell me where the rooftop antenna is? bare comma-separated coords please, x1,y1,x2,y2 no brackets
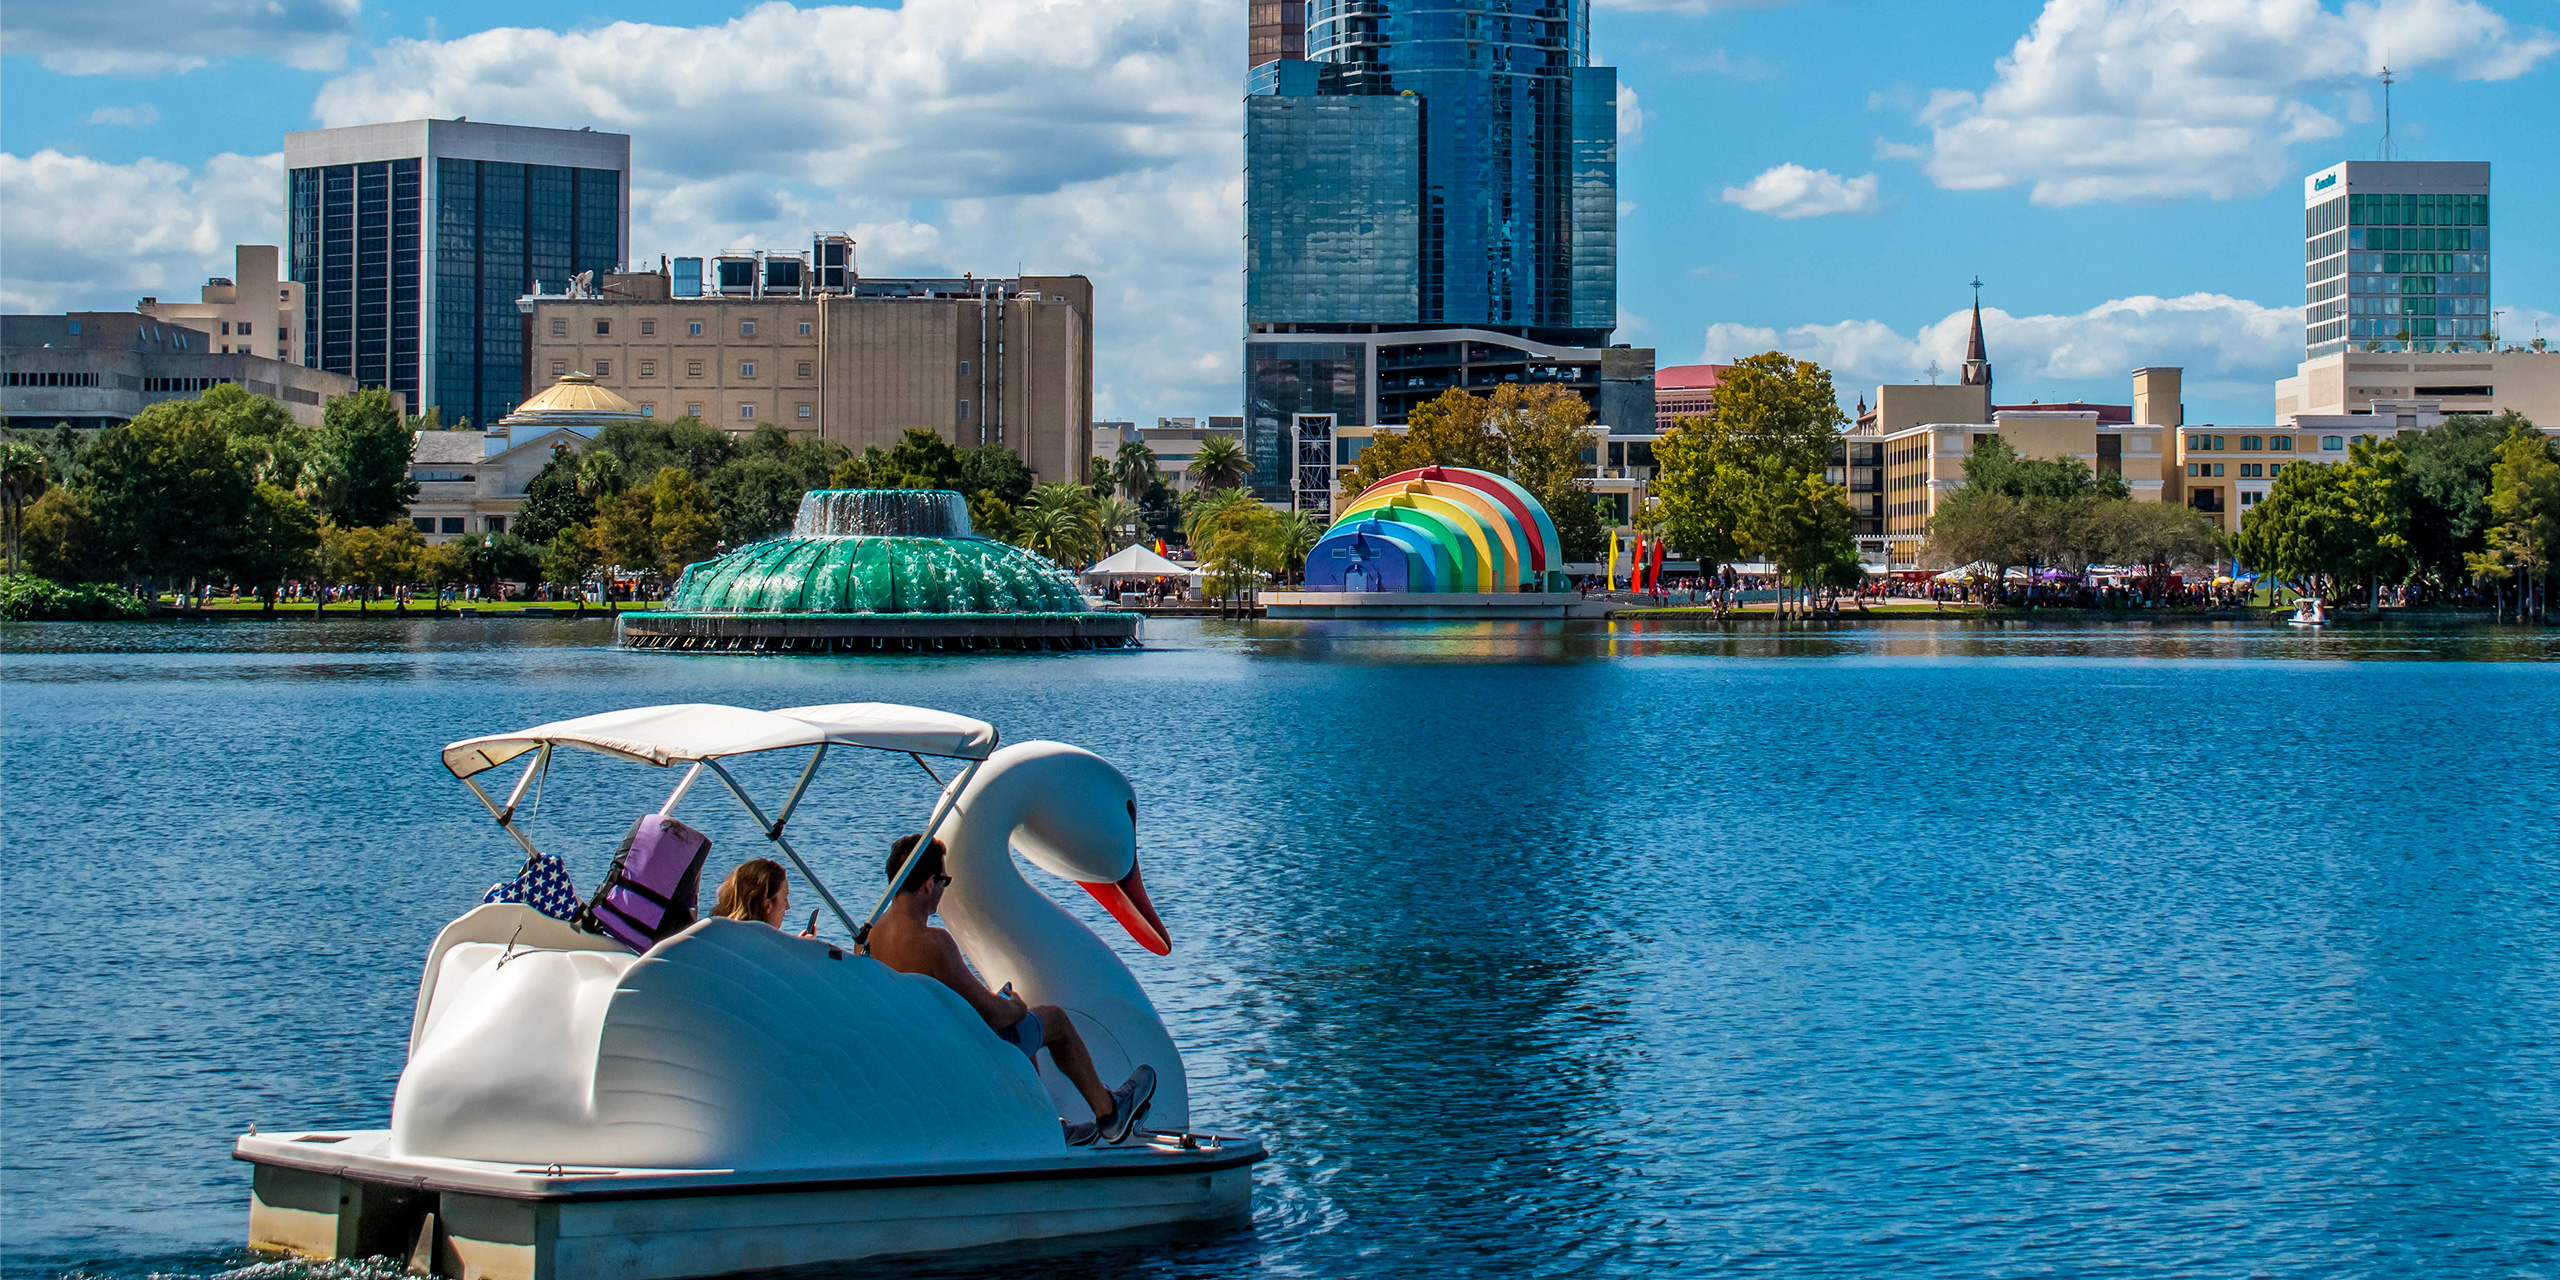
2378,65,2395,160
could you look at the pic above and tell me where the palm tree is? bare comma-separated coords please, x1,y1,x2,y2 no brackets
1,441,51,575
1095,497,1141,549
1277,509,1328,584
1019,482,1100,566
1115,439,1159,502
1179,487,1250,550
1188,436,1251,492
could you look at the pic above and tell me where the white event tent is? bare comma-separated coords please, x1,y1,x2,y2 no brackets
1082,544,1202,581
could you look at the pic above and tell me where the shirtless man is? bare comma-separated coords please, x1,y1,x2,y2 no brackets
865,833,1156,1146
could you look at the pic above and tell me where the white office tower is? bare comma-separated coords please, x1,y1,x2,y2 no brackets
2302,161,2491,359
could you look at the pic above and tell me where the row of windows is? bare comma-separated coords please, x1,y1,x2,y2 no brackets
2350,274,2489,296
551,316,816,340
2351,295,2492,317
2306,277,2346,305
2348,317,2492,339
5,371,102,387
411,516,509,535
2188,434,2300,452
2190,461,2293,478
2348,192,2488,227
2348,252,2487,274
2349,226,2482,252
551,359,824,380
146,376,234,393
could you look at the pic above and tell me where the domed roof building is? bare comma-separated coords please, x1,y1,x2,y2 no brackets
406,371,636,544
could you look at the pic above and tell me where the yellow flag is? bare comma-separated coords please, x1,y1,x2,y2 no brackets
1606,533,1619,589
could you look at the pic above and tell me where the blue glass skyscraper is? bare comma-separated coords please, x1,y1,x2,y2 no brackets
286,120,629,428
1245,0,1642,505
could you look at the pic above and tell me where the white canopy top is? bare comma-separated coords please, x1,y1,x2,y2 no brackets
1081,544,1194,578
441,701,998,778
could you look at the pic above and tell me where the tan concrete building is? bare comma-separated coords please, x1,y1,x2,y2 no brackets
2274,348,2560,424
1094,417,1247,494
136,246,305,367
2,311,352,430
525,270,1094,486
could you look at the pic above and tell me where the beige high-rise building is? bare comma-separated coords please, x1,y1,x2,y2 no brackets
137,246,304,367
525,269,1094,485
2274,348,2560,424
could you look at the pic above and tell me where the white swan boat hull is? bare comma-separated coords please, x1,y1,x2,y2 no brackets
238,1127,1259,1280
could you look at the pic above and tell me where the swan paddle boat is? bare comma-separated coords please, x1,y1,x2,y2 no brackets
234,702,1261,1280
2288,596,2330,627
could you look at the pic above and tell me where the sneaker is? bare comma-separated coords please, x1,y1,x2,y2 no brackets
1100,1064,1156,1145
1062,1119,1100,1147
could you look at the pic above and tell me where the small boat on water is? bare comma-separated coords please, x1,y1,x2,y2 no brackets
235,702,1261,1280
2288,597,2330,627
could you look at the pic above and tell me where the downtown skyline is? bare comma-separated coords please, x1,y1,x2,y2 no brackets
4,0,2556,427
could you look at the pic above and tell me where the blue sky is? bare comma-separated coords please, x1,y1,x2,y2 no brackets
5,0,2555,426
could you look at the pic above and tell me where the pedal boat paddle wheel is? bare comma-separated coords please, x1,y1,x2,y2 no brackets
233,702,1261,1280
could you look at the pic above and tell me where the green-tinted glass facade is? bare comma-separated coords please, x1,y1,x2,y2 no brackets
1244,95,1422,325
2302,164,2490,357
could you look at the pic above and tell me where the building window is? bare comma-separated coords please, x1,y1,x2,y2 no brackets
2240,435,2262,450
440,517,466,534
641,319,656,336
594,320,611,337
740,361,756,378
2212,463,2225,477
551,360,567,376
639,360,655,378
2269,462,2283,476
641,404,656,417
741,321,756,337
797,404,813,420
551,318,568,337
595,360,611,378
798,321,811,336
486,516,507,533
221,321,232,334
2187,462,2198,477
960,360,970,376
688,321,704,336
2271,435,2293,451
413,517,434,532
2322,436,2345,451
687,361,704,378
796,361,812,379
959,399,970,420
739,403,755,420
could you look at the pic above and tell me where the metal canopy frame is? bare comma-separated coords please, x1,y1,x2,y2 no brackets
453,705,993,946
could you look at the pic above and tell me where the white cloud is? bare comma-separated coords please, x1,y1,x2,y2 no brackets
1703,293,2303,412
1922,0,2559,205
304,0,1245,419
3,0,359,75
287,0,1246,419
1873,137,1924,161
1721,164,1879,217
1618,82,1648,147
85,105,162,127
0,151,282,314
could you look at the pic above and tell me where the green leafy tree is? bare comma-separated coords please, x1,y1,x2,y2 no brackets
590,415,737,482
1652,351,1845,581
201,383,309,488
1196,498,1288,603
578,449,627,503
2398,412,2512,590
2234,460,2359,601
309,389,418,527
594,490,658,578
1338,383,1607,565
20,488,108,583
232,483,321,609
2338,436,2412,614
1276,509,1329,583
2,440,50,574
453,531,544,591
701,424,849,545
647,466,723,578
958,444,1034,505
1095,496,1141,550
2466,419,2559,621
1087,455,1116,497
1018,481,1101,566
2090,499,2225,593
543,524,602,601
329,521,424,611
1187,436,1253,492
81,399,256,593
513,444,595,547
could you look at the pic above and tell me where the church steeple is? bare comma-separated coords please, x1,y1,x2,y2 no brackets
1960,277,1993,391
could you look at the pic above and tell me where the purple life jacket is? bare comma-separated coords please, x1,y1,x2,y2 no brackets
583,813,712,952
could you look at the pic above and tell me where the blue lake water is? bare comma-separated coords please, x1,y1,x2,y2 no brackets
4,616,2557,1278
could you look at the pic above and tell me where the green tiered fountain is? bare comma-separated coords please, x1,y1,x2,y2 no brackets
618,490,1139,653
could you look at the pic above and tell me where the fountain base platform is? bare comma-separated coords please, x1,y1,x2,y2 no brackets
618,610,1141,653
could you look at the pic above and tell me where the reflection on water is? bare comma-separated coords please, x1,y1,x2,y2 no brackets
5,618,2556,1279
